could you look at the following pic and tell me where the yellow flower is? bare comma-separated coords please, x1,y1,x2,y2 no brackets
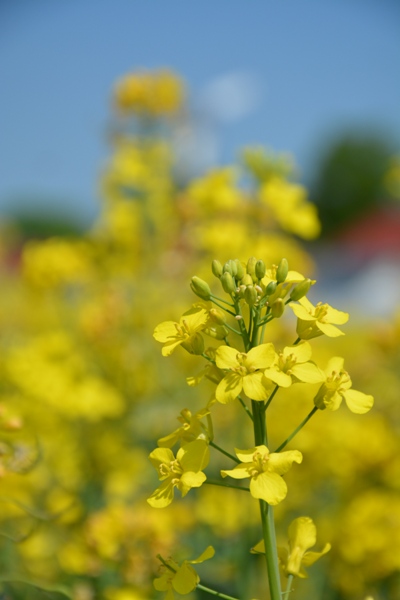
221,445,302,505
314,357,374,414
147,440,209,508
157,407,212,448
263,342,325,388
289,297,349,339
154,547,215,600
153,307,208,356
215,344,275,403
253,517,330,578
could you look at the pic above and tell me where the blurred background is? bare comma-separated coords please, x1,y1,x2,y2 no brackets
0,1,400,599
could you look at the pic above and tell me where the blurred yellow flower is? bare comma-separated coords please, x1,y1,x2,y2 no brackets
154,546,214,600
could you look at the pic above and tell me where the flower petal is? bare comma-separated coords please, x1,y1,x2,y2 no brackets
190,545,215,564
290,304,315,321
221,463,252,479
243,372,271,400
343,389,374,414
317,322,345,337
284,342,312,363
153,321,180,343
268,450,303,475
216,372,243,403
149,447,175,469
147,479,175,508
250,471,287,505
215,346,240,369
236,445,268,463
264,368,292,388
178,440,210,471
173,563,198,594
245,344,276,369
291,362,326,384
181,308,209,332
302,544,331,566
288,517,317,553
179,471,206,496
325,306,349,325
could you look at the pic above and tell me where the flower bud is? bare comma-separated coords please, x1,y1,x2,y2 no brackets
182,333,204,355
209,308,226,325
255,260,266,280
190,276,211,300
227,259,237,278
223,262,233,276
211,260,223,278
206,325,229,340
221,272,236,295
241,273,253,286
245,285,258,307
246,256,257,278
276,258,289,283
271,298,285,318
290,278,312,301
235,259,245,280
265,281,277,296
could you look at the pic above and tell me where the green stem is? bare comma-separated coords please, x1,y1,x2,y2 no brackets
210,294,235,307
238,395,253,421
293,337,301,345
224,322,243,336
264,384,279,411
197,583,240,600
210,297,236,316
204,479,250,493
274,406,319,452
209,441,240,463
282,574,294,599
252,401,282,600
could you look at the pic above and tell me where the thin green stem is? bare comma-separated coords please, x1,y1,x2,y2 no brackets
293,337,301,345
282,574,294,599
238,395,253,421
204,479,250,493
211,298,236,316
274,406,319,453
252,401,282,600
202,353,216,364
264,384,280,412
209,441,240,463
210,294,235,307
197,583,240,600
224,322,243,336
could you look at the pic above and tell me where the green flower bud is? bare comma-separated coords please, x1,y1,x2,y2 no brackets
206,325,229,340
276,258,289,283
241,273,253,286
245,285,258,307
271,298,285,318
190,276,212,300
235,259,245,280
255,259,266,280
221,272,236,295
182,333,204,355
209,308,226,325
265,281,277,296
223,262,233,276
227,259,238,278
290,278,313,301
211,260,223,278
246,256,257,277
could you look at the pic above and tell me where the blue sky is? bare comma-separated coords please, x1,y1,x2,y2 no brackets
1,0,400,224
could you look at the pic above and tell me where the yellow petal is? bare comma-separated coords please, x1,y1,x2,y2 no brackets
178,440,209,472
236,445,268,463
154,573,172,592
264,368,292,388
147,479,175,508
153,321,180,342
243,372,271,400
316,322,345,337
149,447,175,469
172,563,198,594
325,356,344,374
325,306,349,325
250,471,287,505
161,339,185,357
284,341,312,363
215,345,240,369
216,372,243,404
245,343,276,369
343,389,374,414
290,304,315,321
268,450,303,475
190,546,215,564
286,270,306,283
179,471,206,496
291,362,326,384
288,517,316,553
157,429,182,448
221,464,252,479
251,540,265,554
302,543,331,567
181,308,209,332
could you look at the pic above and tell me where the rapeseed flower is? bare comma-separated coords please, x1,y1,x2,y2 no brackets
147,440,209,508
221,445,302,505
153,307,208,356
157,407,211,448
314,357,374,414
289,297,349,339
215,344,275,403
263,342,325,388
154,546,214,600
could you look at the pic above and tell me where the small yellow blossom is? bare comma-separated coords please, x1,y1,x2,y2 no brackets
253,517,330,578
153,307,208,356
147,440,209,508
289,297,349,339
263,342,325,388
157,407,212,448
215,344,275,403
314,357,374,414
154,546,215,600
221,445,302,505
